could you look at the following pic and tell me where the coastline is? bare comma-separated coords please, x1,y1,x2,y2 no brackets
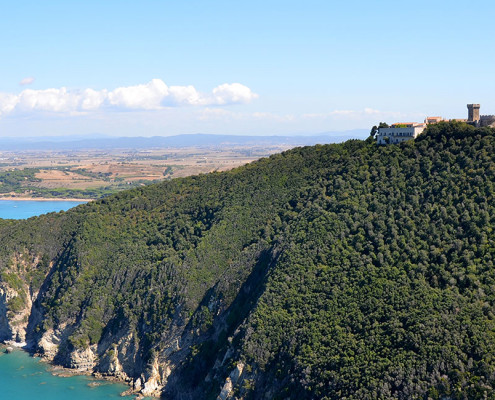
46,362,146,399
0,197,92,202
0,343,142,398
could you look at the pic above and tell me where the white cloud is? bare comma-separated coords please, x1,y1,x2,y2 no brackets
17,87,80,112
212,83,258,105
0,79,258,118
19,77,35,86
0,93,18,115
108,79,169,110
81,88,107,110
168,85,202,105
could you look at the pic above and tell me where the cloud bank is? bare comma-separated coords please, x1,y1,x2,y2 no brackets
0,79,258,117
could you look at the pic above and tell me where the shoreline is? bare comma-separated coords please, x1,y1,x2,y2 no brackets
0,197,92,202
0,343,143,398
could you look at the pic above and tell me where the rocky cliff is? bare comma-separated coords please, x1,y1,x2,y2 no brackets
0,246,256,398
0,244,263,398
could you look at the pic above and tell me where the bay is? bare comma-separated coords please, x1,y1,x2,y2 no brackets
0,349,133,399
0,200,86,219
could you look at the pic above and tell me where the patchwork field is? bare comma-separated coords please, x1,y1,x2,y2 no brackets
0,144,292,199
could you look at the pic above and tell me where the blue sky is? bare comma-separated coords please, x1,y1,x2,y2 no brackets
1,0,494,137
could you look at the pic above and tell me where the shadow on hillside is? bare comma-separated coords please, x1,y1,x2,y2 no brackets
162,245,280,400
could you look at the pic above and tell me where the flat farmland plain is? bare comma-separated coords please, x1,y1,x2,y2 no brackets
0,144,293,199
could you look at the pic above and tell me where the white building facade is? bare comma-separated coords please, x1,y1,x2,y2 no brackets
376,123,426,145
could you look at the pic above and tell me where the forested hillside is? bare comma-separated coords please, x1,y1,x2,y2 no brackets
0,121,495,399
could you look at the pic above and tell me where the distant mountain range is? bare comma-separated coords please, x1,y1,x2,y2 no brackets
0,130,369,151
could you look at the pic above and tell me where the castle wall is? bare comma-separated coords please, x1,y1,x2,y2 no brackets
480,115,495,128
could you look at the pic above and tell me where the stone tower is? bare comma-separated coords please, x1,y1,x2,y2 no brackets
467,104,480,122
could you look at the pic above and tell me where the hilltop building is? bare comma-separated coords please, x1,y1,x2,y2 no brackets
376,103,495,144
425,116,443,124
376,123,426,145
467,104,495,127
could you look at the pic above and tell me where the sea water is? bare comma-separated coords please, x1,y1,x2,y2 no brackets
0,349,133,399
0,200,86,219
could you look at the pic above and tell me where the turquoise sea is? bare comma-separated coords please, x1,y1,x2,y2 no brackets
0,200,86,219
0,201,138,399
0,349,133,399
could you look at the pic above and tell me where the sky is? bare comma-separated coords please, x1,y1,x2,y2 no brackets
1,0,495,137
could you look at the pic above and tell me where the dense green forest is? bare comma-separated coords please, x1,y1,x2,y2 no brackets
0,121,495,399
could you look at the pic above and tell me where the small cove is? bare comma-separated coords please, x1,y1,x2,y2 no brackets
0,348,134,399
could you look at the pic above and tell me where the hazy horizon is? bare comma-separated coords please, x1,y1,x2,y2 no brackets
0,129,369,140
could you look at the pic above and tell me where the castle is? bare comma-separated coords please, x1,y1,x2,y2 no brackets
466,104,495,128
376,104,495,145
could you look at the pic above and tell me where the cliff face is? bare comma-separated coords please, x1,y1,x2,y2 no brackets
0,245,265,398
2,123,495,399
0,253,42,345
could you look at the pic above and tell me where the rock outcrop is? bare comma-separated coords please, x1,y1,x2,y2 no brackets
38,327,66,359
69,345,97,371
0,288,14,341
0,254,41,345
217,362,245,400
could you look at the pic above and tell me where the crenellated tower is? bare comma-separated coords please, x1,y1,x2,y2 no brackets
467,104,480,122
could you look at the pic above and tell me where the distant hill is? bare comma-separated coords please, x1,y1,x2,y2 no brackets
0,130,369,151
1,122,494,399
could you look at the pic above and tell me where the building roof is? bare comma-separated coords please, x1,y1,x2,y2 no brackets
390,122,425,127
